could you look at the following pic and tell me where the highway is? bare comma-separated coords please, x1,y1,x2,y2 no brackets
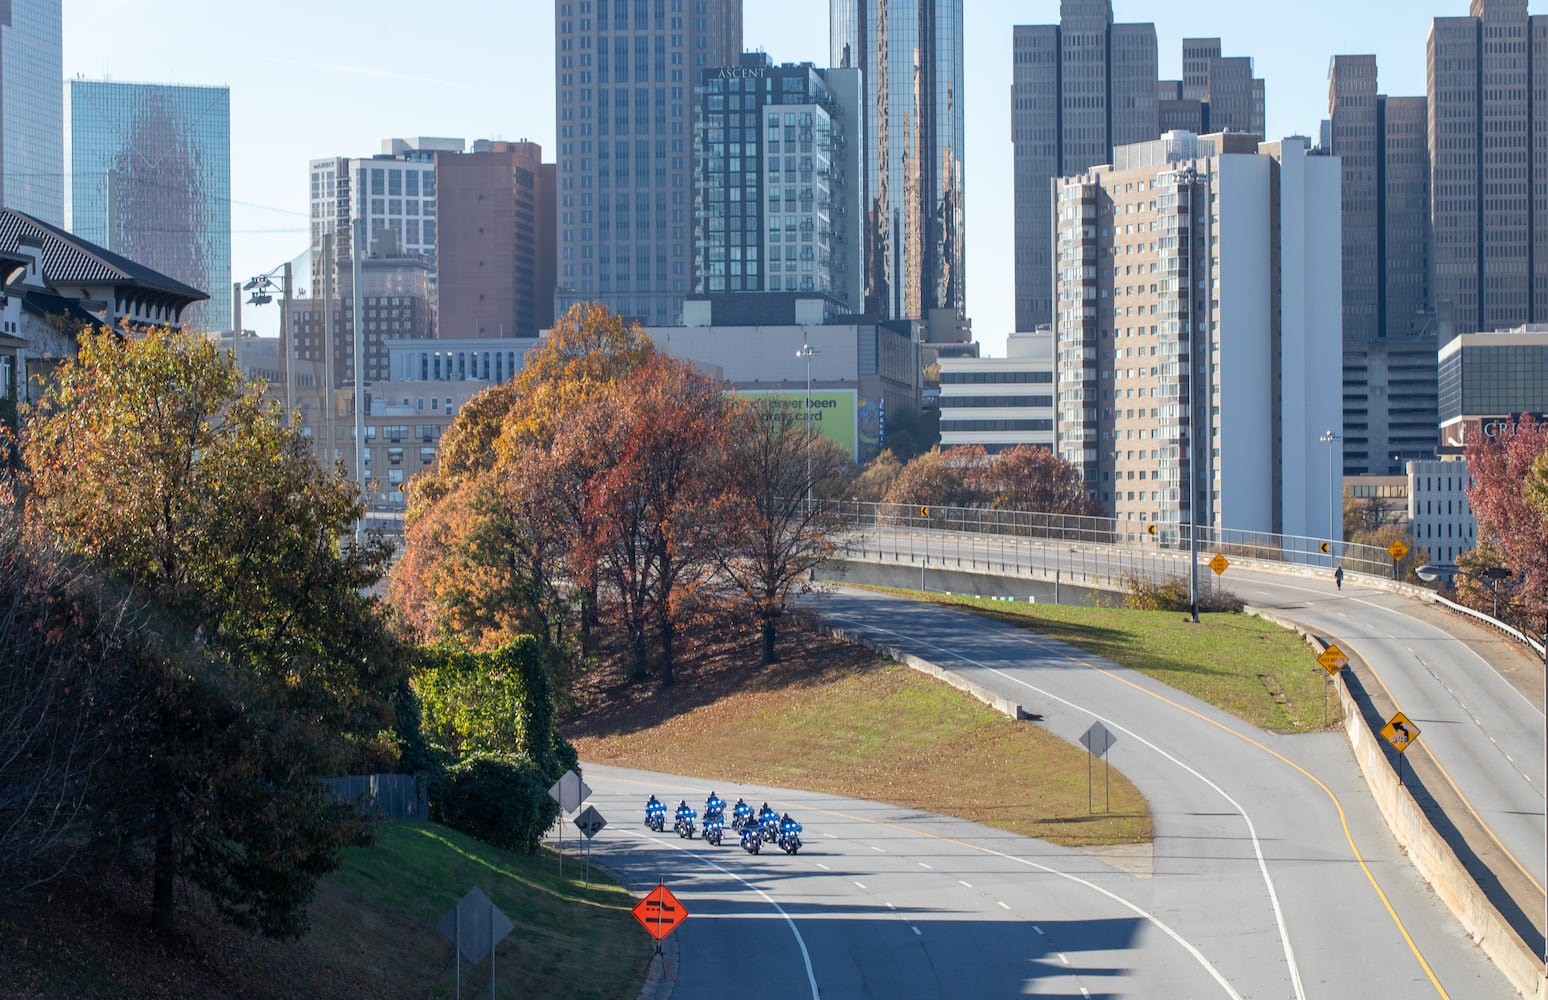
837,525,1548,939
575,584,1512,997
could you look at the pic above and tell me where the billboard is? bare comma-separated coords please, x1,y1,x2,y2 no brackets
734,390,860,461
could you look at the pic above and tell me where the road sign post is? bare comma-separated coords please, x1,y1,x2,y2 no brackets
437,887,514,1000
1079,721,1117,813
1209,553,1229,577
1380,711,1420,782
1386,539,1408,581
633,883,688,980
1317,644,1348,725
575,805,607,885
547,770,592,879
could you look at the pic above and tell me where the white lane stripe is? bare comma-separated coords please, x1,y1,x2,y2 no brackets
1033,925,1044,934
912,926,922,936
619,830,819,1000
871,845,887,852
829,612,1259,1000
1058,953,1069,966
855,881,867,889
815,862,830,871
917,862,934,870
958,880,973,888
998,901,1011,911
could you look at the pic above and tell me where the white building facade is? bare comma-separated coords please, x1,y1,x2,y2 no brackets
1054,131,1342,541
938,329,1055,454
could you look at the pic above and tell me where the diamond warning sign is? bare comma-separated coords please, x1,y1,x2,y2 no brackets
632,884,688,941
1381,711,1420,753
1317,644,1348,675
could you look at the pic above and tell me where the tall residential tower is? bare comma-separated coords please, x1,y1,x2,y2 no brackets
553,0,743,327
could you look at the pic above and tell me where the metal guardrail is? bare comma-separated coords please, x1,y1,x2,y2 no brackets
1431,593,1547,662
822,499,1401,577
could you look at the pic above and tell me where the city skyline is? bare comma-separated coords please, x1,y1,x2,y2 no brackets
60,0,1528,353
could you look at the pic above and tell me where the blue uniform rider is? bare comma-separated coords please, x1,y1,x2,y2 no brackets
705,790,726,819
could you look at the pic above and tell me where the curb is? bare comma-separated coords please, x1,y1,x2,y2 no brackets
1247,606,1548,1000
823,623,1032,722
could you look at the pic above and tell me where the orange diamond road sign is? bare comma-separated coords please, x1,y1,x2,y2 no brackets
1387,539,1409,562
633,884,687,941
1380,711,1420,753
1209,553,1230,576
1146,523,1157,536
1317,644,1348,675
1319,541,1330,555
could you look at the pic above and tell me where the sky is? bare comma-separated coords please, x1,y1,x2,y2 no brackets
61,0,1536,356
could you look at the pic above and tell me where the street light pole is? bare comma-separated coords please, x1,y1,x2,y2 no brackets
1320,430,1342,552
796,338,821,509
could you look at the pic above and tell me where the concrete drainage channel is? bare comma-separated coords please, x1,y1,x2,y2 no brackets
1251,607,1546,1000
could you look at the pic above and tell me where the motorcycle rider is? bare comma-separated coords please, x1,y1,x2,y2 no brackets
757,801,778,826
779,812,799,838
675,799,693,825
732,798,753,828
705,790,726,819
644,794,665,825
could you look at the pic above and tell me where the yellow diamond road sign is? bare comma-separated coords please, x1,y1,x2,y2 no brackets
1147,523,1157,536
1317,644,1348,674
1319,541,1330,555
1387,539,1409,562
1381,711,1420,753
1209,553,1229,576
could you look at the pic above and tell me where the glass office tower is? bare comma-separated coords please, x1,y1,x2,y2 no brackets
66,81,231,332
831,0,965,323
1,0,63,223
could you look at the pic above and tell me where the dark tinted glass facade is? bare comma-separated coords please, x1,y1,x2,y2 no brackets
1438,339,1548,421
832,0,964,321
67,81,231,332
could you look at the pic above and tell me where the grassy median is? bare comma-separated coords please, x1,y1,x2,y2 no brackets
567,630,1151,848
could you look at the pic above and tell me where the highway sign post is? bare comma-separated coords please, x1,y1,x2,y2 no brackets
574,805,606,885
437,887,514,1000
1380,711,1421,782
633,883,688,979
1317,644,1348,725
1079,721,1117,813
1386,539,1409,581
1209,553,1230,576
547,770,592,878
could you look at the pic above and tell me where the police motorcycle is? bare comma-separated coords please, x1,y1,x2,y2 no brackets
756,803,780,844
730,798,754,830
739,819,763,855
643,795,666,832
776,813,803,855
702,791,726,846
673,800,697,840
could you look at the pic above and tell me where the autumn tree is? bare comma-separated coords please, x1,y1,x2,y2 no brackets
969,444,1099,516
22,328,406,938
882,445,985,509
721,399,851,665
1466,416,1548,624
574,357,734,684
852,449,903,503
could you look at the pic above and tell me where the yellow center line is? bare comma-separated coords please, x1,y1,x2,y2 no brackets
1336,633,1545,899
914,600,1453,999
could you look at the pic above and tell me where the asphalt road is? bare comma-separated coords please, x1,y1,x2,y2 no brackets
570,585,1512,998
843,527,1548,928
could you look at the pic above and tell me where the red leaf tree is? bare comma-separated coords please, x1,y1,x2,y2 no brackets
1465,415,1548,626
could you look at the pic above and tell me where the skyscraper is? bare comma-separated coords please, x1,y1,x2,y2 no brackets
831,0,965,326
552,0,743,327
1011,2,1264,333
692,53,862,313
1427,0,1547,335
0,0,62,224
66,81,230,332
1326,56,1435,475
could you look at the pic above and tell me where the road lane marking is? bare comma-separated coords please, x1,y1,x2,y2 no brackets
998,901,1012,911
1341,634,1545,898
1033,924,1044,933
871,845,887,852
958,880,973,888
917,862,934,870
815,863,830,871
855,881,866,889
1059,953,1069,965
616,829,819,1000
912,926,922,936
831,610,1302,1000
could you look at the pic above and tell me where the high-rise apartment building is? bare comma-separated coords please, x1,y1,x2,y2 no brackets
552,0,743,327
1,0,61,224
1012,2,1265,334
435,140,556,338
1053,132,1341,540
1326,56,1435,476
832,0,965,326
65,81,230,332
1427,0,1547,335
692,54,862,313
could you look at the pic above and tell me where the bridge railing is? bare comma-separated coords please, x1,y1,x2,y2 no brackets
822,500,1398,580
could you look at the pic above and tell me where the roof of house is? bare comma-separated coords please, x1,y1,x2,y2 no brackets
0,208,209,303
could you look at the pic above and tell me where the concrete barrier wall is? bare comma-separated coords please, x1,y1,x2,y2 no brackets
821,623,1029,723
817,558,1113,607
1250,608,1547,1000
